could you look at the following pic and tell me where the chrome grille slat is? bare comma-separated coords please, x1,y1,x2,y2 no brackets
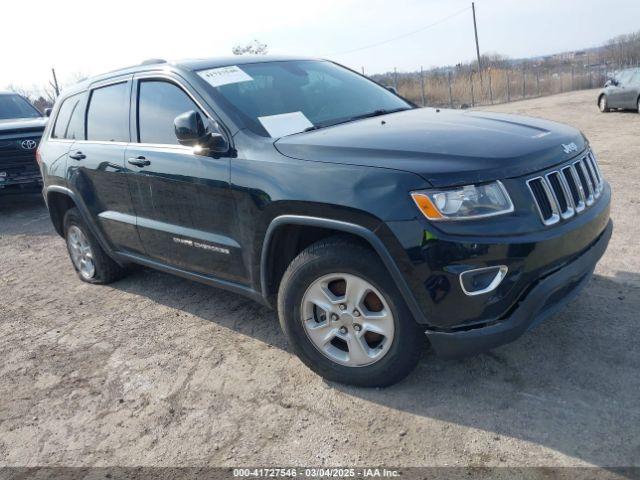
528,150,604,226
527,177,560,226
575,160,595,206
546,171,575,219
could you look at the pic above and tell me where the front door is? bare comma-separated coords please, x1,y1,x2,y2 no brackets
125,77,241,282
608,70,632,109
621,69,640,109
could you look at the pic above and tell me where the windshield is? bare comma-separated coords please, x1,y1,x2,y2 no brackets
198,60,411,137
0,94,42,120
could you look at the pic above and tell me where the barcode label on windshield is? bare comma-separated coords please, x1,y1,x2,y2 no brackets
197,66,253,88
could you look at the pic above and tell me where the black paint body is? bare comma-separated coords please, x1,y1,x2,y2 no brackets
38,57,612,357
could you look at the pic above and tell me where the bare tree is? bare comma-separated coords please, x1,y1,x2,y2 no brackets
232,39,268,55
5,70,90,113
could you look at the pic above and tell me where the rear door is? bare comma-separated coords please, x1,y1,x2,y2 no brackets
623,69,640,109
124,74,239,281
68,77,144,254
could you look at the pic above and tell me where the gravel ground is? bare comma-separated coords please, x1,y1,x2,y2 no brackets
0,89,638,471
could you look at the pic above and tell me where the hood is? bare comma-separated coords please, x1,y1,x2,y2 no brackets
274,108,586,187
0,117,47,135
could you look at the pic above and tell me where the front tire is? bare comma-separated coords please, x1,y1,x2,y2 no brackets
277,237,423,387
599,95,610,113
63,208,126,284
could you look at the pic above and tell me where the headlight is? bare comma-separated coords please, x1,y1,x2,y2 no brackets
411,181,514,221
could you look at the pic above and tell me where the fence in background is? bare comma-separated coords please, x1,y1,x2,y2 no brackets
371,63,638,109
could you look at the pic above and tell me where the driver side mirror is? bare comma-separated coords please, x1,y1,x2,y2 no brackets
386,86,399,95
44,108,52,117
174,110,228,155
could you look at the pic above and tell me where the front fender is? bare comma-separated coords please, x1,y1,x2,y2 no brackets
260,214,428,324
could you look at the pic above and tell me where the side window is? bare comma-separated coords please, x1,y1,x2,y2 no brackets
138,80,202,145
52,95,79,139
86,82,130,142
66,97,86,140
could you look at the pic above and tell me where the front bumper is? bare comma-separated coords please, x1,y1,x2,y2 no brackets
424,219,612,358
0,159,41,190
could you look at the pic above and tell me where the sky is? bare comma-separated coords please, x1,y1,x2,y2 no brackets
2,0,639,92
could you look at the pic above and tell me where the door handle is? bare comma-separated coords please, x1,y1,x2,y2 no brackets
69,151,86,161
128,156,151,167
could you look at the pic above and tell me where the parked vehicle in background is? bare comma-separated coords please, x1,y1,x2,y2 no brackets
0,92,48,192
38,57,612,387
598,68,640,113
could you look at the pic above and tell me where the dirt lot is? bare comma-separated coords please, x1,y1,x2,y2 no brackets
1,89,639,470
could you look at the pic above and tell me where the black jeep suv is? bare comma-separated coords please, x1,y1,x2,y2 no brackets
0,92,47,192
38,57,612,387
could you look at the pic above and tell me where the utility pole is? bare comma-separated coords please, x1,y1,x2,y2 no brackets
420,67,426,107
50,68,60,98
472,2,483,88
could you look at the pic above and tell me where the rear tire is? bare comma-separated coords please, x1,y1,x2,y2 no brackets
63,208,126,284
599,95,609,113
277,237,423,387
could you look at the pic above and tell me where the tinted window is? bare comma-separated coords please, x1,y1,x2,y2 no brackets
66,97,85,140
0,94,41,120
86,82,129,142
52,96,79,139
138,81,200,144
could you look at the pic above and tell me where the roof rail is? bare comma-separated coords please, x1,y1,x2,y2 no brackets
140,58,167,66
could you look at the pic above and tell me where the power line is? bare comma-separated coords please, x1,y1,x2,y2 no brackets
327,6,471,57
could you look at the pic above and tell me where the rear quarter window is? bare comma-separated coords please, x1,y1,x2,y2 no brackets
52,95,79,139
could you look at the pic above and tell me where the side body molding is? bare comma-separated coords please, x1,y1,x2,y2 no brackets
260,215,428,325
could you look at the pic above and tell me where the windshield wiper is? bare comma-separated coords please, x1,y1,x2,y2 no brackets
346,107,410,123
304,107,410,132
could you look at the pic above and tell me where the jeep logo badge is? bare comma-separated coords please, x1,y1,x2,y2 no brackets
21,139,37,150
562,142,578,154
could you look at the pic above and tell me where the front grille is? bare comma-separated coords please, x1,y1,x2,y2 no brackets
0,136,39,168
527,150,604,226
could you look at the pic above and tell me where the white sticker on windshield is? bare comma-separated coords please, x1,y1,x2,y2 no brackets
258,112,314,138
197,66,253,88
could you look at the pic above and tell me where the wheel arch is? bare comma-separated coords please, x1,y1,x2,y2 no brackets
46,188,77,237
260,215,427,324
45,185,121,264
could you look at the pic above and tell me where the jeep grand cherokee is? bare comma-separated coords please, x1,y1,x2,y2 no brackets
0,92,47,191
38,57,612,387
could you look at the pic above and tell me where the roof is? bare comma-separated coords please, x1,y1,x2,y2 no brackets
175,55,318,71
63,55,320,96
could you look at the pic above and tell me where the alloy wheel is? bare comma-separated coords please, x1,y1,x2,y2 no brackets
301,273,395,367
67,225,96,280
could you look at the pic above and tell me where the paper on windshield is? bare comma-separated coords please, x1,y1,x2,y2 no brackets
197,66,253,88
258,112,314,138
